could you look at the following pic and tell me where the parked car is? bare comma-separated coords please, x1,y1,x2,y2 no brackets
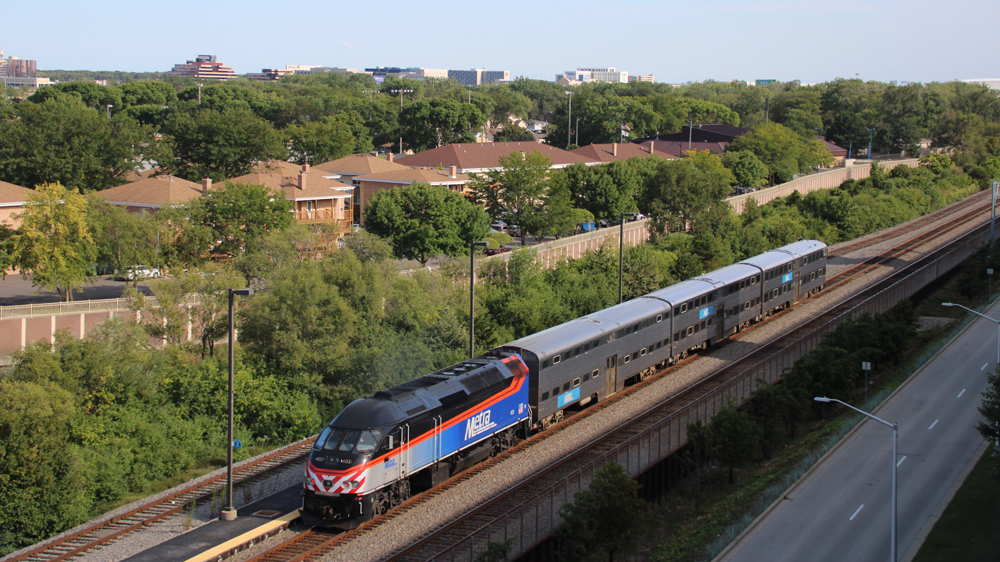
490,221,508,233
90,264,115,276
117,265,161,281
484,247,511,256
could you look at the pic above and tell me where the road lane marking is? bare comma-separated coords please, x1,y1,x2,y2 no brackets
958,389,966,398
929,419,939,430
983,363,989,371
897,455,906,467
850,505,864,520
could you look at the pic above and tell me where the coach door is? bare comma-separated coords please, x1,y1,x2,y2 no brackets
793,270,801,303
715,307,726,343
605,354,618,398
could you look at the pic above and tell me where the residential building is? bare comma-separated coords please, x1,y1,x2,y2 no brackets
635,124,751,145
448,68,510,86
313,154,413,222
352,167,472,225
394,142,592,174
634,140,731,158
92,175,206,214
570,142,676,163
0,50,51,90
818,136,848,166
0,180,33,228
168,55,237,81
227,161,355,229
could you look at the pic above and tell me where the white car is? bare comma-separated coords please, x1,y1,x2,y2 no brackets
118,265,161,281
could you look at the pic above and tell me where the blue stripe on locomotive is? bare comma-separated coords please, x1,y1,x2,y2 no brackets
404,379,531,472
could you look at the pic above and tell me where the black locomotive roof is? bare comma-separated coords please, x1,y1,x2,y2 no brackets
333,398,408,429
356,358,513,420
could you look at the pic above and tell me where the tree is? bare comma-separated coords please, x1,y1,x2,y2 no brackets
492,120,536,142
562,160,642,221
706,399,760,483
11,183,96,301
0,98,161,192
399,98,486,152
190,182,294,258
977,366,1000,481
724,150,769,188
469,151,553,245
729,122,831,184
641,159,733,235
164,108,288,181
364,182,490,265
287,116,357,164
557,462,648,562
86,199,163,283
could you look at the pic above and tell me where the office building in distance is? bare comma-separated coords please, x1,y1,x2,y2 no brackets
168,55,237,81
0,50,52,90
559,67,629,84
447,68,510,86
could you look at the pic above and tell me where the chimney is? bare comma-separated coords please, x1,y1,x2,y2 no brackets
613,143,618,157
649,141,655,154
450,165,457,178
202,177,212,192
388,152,394,163
298,170,307,191
302,163,309,173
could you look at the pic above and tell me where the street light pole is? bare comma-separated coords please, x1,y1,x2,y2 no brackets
576,116,580,147
619,213,636,304
565,91,573,149
223,287,252,522
814,397,897,562
942,302,1000,365
391,88,413,155
470,241,488,358
868,127,876,161
106,104,113,119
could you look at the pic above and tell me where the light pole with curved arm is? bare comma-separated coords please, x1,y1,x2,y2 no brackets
943,302,1000,364
814,396,898,562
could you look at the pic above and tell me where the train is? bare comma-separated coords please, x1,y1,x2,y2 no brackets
301,239,827,528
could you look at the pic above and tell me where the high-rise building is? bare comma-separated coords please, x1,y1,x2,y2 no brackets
168,55,237,80
561,67,629,84
448,68,510,86
1,50,50,90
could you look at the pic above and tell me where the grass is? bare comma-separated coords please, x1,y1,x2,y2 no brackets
639,266,997,562
912,444,1000,562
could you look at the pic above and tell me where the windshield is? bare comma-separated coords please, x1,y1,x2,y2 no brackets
317,427,383,454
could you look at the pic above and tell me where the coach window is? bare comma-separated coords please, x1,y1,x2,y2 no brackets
542,391,549,401
624,355,631,364
563,382,570,392
750,276,757,285
553,355,561,365
640,348,647,356
656,314,663,323
552,387,559,396
680,303,688,314
593,340,600,348
574,347,581,355
686,326,694,336
701,320,706,330
542,360,550,369
708,318,713,325
592,369,600,378
573,378,580,387
633,324,639,332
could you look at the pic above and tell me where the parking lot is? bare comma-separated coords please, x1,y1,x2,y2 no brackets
0,274,153,307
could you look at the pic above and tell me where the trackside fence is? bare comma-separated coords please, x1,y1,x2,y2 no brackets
428,223,990,562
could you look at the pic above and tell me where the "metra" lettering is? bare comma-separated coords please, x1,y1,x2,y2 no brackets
464,410,495,440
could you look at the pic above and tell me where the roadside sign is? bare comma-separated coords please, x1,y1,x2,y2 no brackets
233,440,242,450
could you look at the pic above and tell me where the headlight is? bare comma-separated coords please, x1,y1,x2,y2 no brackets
304,475,315,486
343,480,360,490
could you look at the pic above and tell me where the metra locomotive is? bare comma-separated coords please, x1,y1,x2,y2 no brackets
302,239,826,527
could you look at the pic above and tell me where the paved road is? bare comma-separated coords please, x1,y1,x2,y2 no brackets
718,304,995,562
0,274,153,306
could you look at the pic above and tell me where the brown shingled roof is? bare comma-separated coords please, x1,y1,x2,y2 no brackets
636,140,730,157
314,154,411,177
395,142,592,172
570,143,677,163
93,175,204,208
228,161,354,201
0,181,32,206
354,167,471,185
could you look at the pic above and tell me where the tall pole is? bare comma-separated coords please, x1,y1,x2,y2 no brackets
470,241,487,358
942,302,1000,365
198,83,202,105
566,91,573,149
814,397,897,562
868,128,875,160
576,117,580,147
991,181,998,247
391,88,412,155
619,214,625,304
226,289,235,519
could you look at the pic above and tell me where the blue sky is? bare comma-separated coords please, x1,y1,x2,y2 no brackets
6,0,998,84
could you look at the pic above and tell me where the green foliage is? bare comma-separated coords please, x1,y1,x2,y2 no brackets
557,462,649,562
364,182,490,265
11,183,96,301
470,151,554,244
190,181,295,258
0,98,161,192
724,150,769,188
286,116,357,165
642,158,733,236
729,122,832,184
164,108,288,181
977,367,1000,482
86,199,163,281
492,120,537,142
920,153,955,174
399,98,486,151
706,399,761,483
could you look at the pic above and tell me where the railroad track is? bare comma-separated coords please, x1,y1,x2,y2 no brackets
241,192,993,562
8,438,316,562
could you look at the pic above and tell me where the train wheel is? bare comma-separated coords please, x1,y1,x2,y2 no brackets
391,480,411,507
373,489,391,515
